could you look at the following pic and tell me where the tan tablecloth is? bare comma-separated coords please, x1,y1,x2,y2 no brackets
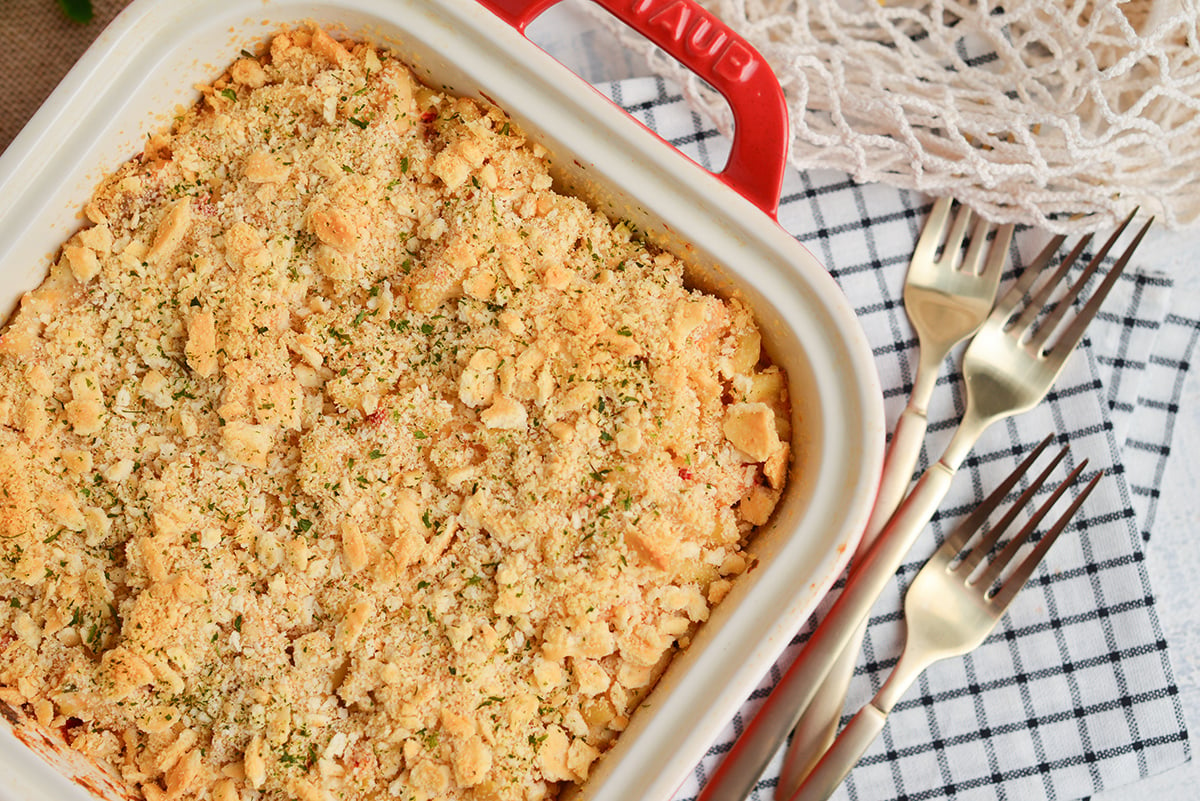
1,1,133,152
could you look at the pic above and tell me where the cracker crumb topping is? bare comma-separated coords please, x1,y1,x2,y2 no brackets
0,27,790,801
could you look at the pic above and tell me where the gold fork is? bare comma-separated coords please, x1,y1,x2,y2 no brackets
781,198,1011,790
694,210,1152,801
786,438,1103,801
870,197,1012,541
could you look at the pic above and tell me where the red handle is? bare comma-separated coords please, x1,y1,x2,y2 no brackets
478,0,789,217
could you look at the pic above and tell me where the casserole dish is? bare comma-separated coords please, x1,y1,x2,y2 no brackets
0,1,885,799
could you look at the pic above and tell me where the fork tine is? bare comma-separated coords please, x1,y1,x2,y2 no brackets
1029,208,1141,351
1006,234,1092,338
954,447,1068,576
1045,216,1153,360
974,458,1088,590
941,203,974,269
982,223,1015,279
990,233,1069,321
912,197,954,266
939,435,1055,557
959,213,991,275
990,470,1104,610
1029,263,1100,352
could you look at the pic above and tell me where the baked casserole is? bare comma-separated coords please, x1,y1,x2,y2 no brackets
0,28,789,801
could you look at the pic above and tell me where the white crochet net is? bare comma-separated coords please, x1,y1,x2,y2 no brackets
591,0,1200,232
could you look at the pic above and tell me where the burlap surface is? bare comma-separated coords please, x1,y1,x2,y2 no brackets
1,0,134,153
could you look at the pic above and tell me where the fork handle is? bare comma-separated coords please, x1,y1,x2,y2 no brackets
865,403,929,548
694,460,959,801
780,370,936,794
775,620,861,794
777,403,934,796
784,617,939,801
784,703,888,801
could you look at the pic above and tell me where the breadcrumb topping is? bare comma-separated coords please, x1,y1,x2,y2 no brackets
0,28,789,801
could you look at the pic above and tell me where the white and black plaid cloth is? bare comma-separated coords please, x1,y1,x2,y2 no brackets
597,76,1196,801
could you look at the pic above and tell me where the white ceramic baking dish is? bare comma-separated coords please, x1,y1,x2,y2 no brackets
0,1,885,799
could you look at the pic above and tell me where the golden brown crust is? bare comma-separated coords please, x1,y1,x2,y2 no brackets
0,28,789,801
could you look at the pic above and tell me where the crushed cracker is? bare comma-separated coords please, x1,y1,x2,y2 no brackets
0,27,790,801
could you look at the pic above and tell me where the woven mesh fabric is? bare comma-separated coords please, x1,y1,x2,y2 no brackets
590,0,1200,233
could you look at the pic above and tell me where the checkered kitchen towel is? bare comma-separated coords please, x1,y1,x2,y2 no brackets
598,76,1195,801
